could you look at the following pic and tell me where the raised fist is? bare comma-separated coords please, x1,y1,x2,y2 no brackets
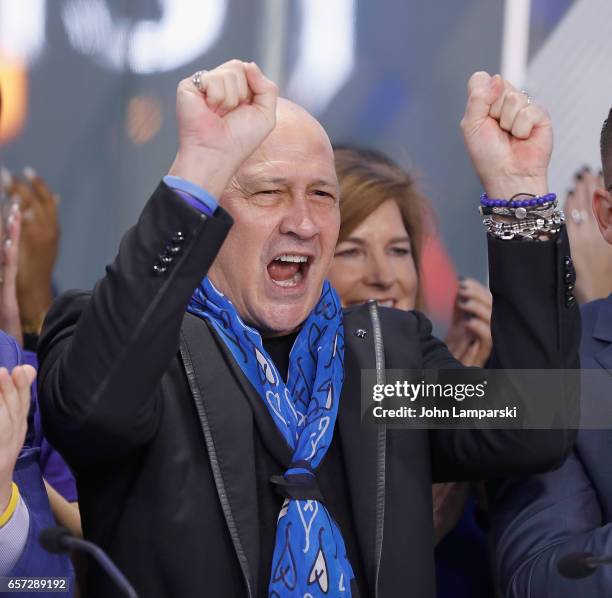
461,72,553,198
169,60,278,197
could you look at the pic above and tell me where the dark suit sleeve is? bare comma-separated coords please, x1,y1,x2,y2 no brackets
37,182,232,465
429,229,580,482
491,448,612,597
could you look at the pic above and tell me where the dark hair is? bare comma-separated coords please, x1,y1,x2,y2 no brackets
333,144,432,309
601,106,612,186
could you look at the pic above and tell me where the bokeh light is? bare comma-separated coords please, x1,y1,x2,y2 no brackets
126,95,163,145
0,53,27,144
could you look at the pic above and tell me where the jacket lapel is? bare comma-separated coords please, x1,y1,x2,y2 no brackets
180,307,385,595
179,313,260,597
593,295,612,372
338,305,383,595
594,344,612,372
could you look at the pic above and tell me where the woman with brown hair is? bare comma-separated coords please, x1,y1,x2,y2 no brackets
328,145,494,598
329,145,492,366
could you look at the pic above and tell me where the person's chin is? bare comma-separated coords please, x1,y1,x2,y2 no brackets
253,304,307,336
259,284,321,334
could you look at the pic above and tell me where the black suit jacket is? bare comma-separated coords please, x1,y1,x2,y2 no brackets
38,183,580,597
490,296,612,597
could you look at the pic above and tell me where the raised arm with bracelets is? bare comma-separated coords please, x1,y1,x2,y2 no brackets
425,73,578,483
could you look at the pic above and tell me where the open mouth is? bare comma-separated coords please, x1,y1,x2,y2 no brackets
267,254,312,288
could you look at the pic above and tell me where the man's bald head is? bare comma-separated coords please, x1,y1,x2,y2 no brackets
274,97,330,138
244,97,334,169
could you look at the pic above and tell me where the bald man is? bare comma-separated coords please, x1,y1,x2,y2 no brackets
38,61,579,597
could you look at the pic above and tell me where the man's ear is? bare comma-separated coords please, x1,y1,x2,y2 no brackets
593,187,612,244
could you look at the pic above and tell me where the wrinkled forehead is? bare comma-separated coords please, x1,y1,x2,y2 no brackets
235,100,338,186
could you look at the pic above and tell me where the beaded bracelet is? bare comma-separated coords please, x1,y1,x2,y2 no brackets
480,192,557,208
479,192,557,220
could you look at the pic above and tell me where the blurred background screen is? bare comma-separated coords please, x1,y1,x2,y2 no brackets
2,0,604,331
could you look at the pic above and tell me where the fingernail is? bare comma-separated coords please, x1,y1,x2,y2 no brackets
22,166,36,181
7,205,17,224
5,238,12,248
10,202,19,215
0,166,12,188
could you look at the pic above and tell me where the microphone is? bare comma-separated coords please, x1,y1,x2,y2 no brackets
40,526,138,598
557,552,612,579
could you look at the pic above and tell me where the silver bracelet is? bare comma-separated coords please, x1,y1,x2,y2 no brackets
482,209,565,240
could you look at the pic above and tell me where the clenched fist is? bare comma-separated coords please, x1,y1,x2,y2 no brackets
168,60,278,198
461,72,553,198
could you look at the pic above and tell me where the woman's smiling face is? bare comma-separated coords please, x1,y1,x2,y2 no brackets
328,199,418,311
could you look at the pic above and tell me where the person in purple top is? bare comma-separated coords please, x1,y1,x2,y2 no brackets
0,331,74,595
0,164,79,511
0,160,76,595
26,349,79,506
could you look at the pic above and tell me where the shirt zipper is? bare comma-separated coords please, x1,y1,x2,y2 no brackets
368,300,387,598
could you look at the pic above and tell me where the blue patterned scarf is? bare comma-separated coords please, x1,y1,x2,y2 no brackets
188,277,354,596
